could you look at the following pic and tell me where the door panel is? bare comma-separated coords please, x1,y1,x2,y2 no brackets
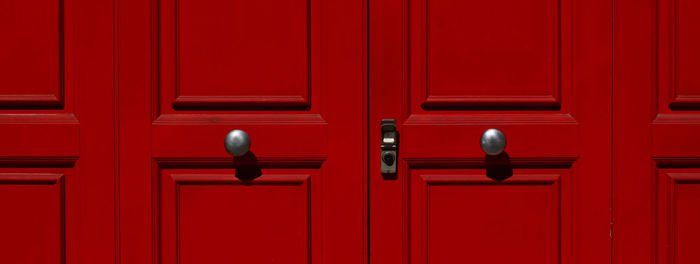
657,170,700,264
0,172,65,264
614,1,700,263
0,0,115,263
118,0,366,263
370,0,611,263
410,169,569,264
160,0,313,109
669,0,700,106
422,0,562,108
158,169,318,264
0,0,63,107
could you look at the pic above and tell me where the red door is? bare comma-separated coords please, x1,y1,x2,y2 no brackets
614,1,700,263
11,0,700,263
0,0,115,263
117,0,366,264
369,0,612,263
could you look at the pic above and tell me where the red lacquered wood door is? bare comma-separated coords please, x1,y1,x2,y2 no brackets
369,0,611,263
614,1,700,263
117,0,366,264
0,0,115,263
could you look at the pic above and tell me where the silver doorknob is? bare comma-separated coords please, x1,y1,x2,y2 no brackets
480,128,506,155
224,129,251,157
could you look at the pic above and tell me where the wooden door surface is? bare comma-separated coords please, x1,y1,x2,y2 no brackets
0,0,115,263
10,0,697,263
614,0,700,263
369,0,612,263
117,0,366,264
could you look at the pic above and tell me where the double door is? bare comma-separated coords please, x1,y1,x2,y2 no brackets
1,0,699,263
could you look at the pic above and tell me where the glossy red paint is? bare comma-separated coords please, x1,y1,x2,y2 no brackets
5,0,700,263
117,0,366,264
614,0,700,263
369,0,611,263
0,0,116,263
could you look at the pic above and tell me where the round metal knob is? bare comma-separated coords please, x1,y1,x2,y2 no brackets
224,129,251,157
480,128,506,155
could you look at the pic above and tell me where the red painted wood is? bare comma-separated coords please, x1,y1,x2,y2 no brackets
0,114,79,158
12,0,700,262
422,0,560,110
0,173,64,264
412,170,568,264
174,0,310,108
614,0,700,263
0,0,116,263
160,170,316,264
370,0,611,264
0,0,63,108
656,171,700,264
118,1,366,264
402,115,578,159
151,115,327,158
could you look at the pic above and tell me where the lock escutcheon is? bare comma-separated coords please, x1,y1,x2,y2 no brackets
380,119,397,174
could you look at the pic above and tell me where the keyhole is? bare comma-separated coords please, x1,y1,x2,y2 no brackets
383,152,395,166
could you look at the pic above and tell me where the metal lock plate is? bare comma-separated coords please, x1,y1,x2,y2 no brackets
380,119,397,174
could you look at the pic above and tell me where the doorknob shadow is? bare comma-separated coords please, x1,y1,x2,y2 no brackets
485,152,513,181
232,152,262,181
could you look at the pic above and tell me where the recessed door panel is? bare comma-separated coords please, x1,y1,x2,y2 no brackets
425,0,561,108
163,0,310,109
0,0,63,107
158,169,316,264
657,171,700,264
0,173,64,264
674,180,700,264
410,170,567,264
674,0,700,105
658,0,700,110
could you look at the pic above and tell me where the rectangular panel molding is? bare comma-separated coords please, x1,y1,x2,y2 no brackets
157,168,318,264
409,169,570,264
158,0,316,111
413,0,569,110
0,173,65,264
657,170,700,264
0,0,64,108
659,0,700,110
